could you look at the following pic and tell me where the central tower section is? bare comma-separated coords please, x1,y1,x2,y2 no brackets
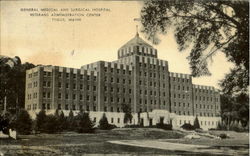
117,33,158,59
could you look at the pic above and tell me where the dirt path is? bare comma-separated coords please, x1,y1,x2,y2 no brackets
109,140,248,155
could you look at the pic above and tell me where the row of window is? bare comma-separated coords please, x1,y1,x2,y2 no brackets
104,67,132,75
58,72,97,81
58,82,97,91
27,103,37,110
171,77,189,83
104,77,131,84
139,90,167,97
170,93,190,99
195,96,218,102
57,93,97,101
139,99,166,106
195,104,214,109
104,97,131,103
43,71,52,77
170,85,189,91
138,71,166,79
28,72,38,78
139,81,167,88
194,88,214,94
104,87,131,94
27,93,38,100
179,119,218,126
28,81,38,88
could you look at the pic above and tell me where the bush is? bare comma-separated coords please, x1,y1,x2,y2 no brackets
67,110,76,131
15,109,32,135
124,124,143,128
0,114,10,134
99,113,110,130
58,111,67,132
43,115,59,133
75,112,95,133
219,133,228,139
217,121,227,130
36,109,47,132
107,124,117,130
156,123,172,130
181,123,195,130
193,116,200,129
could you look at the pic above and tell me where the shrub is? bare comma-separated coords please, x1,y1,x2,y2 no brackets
75,112,95,133
219,133,227,139
156,123,172,130
193,116,200,129
58,111,67,132
36,109,47,132
217,121,227,130
43,115,59,133
67,110,76,131
181,123,195,130
124,124,143,128
99,113,110,130
0,114,9,134
15,109,32,135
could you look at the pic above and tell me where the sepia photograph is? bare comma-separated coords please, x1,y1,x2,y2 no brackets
0,0,249,155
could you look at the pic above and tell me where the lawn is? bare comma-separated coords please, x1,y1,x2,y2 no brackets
0,128,186,155
0,128,248,155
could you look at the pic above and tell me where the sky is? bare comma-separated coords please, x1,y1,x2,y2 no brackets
0,1,234,89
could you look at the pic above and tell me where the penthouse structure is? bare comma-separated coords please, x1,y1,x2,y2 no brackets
25,32,221,130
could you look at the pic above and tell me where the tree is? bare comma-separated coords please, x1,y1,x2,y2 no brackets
36,109,47,132
14,109,32,135
141,0,248,88
193,116,200,129
141,0,248,76
99,113,109,130
75,112,95,133
0,56,35,113
141,0,249,126
122,104,133,124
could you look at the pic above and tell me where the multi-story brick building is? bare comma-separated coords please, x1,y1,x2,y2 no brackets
25,32,221,130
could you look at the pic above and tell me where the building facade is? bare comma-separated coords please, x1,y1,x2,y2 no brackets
25,33,221,130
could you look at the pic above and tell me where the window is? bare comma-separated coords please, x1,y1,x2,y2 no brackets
58,82,62,88
58,93,61,99
43,81,46,87
47,104,50,110
47,92,50,98
117,118,120,123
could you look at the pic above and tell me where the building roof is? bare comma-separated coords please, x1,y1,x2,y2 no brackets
119,33,153,49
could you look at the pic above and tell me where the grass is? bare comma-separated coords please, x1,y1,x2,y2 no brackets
0,128,185,155
0,129,248,155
